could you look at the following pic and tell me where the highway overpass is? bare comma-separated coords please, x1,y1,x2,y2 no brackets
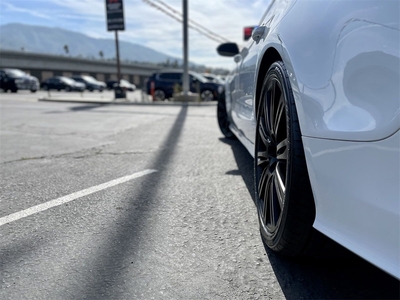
0,49,162,88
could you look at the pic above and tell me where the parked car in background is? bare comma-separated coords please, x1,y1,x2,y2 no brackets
71,75,104,92
97,80,107,90
146,70,223,101
0,68,39,93
216,0,399,279
107,79,136,91
202,73,225,85
106,79,118,90
41,76,85,92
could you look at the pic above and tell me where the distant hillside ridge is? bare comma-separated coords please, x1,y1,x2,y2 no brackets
0,23,182,65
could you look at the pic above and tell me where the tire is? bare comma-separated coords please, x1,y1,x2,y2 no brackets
11,87,18,93
201,89,214,101
43,85,49,91
65,86,71,92
217,91,235,139
255,61,316,257
154,89,166,101
30,89,37,93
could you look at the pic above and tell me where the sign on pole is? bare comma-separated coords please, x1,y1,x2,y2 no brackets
106,0,125,31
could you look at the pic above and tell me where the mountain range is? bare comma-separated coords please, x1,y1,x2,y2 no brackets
0,23,182,65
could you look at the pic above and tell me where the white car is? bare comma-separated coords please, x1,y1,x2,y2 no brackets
217,0,399,279
202,73,225,85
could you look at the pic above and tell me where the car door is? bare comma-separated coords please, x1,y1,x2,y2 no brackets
0,70,5,89
157,72,181,96
231,39,258,144
54,78,62,90
46,78,55,89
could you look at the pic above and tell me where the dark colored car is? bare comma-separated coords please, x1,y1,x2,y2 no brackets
71,75,104,92
107,79,136,91
41,76,85,91
0,68,39,93
146,70,223,101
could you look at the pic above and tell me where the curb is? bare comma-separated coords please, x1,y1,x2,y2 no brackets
38,98,217,106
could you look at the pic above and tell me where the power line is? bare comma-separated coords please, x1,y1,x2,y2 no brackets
154,0,230,43
142,0,229,44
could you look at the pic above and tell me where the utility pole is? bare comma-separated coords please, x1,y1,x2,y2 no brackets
182,0,189,97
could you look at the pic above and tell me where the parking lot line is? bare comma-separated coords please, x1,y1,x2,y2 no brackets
0,169,158,227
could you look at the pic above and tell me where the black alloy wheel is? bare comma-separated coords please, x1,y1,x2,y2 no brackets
154,89,166,101
255,61,316,256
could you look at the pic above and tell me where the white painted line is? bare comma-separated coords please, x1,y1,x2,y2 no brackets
0,169,158,227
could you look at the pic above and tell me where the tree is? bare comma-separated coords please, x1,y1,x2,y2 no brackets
99,51,104,59
64,45,69,55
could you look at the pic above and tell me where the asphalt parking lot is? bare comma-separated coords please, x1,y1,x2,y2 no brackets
1,91,399,299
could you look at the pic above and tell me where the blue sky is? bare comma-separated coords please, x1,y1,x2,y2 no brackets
0,0,267,68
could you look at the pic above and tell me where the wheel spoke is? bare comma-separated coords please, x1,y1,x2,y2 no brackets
258,167,269,198
264,171,274,224
268,177,276,226
274,95,285,135
274,166,285,209
259,118,270,147
257,151,269,167
277,138,288,160
268,83,275,138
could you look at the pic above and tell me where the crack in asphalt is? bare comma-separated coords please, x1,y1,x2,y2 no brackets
1,149,151,164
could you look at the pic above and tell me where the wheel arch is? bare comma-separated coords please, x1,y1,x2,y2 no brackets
255,47,282,121
255,48,318,227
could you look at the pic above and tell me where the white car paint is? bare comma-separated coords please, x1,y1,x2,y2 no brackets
223,0,399,278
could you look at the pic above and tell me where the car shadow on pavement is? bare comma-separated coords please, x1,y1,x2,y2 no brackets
220,136,400,300
265,246,400,299
219,137,255,203
68,104,107,111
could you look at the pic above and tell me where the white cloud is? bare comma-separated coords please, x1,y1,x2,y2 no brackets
2,2,53,20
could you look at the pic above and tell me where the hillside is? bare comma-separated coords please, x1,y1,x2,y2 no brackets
0,23,182,65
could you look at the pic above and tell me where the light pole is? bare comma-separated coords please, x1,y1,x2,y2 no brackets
182,0,189,97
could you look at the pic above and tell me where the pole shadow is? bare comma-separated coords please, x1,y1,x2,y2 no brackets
72,105,189,299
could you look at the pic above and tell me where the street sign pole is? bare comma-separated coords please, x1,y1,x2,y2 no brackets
106,0,125,98
115,30,121,82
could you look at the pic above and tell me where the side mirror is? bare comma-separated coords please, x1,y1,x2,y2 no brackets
216,43,239,57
